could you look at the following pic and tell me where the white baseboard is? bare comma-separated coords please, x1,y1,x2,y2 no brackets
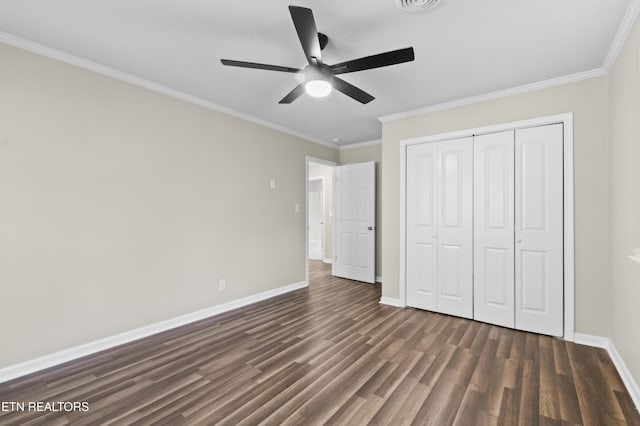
323,258,333,264
573,333,640,412
379,297,404,308
0,280,308,384
375,276,383,283
607,339,640,412
573,333,609,349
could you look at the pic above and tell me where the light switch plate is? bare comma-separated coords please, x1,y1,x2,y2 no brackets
269,179,276,190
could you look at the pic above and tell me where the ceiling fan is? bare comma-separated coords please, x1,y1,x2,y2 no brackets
220,6,415,104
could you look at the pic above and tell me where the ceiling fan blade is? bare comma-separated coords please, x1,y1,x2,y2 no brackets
221,59,301,73
289,6,322,64
331,47,415,75
279,84,305,104
333,77,374,104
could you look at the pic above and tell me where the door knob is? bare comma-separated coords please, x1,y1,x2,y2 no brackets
368,226,375,231
516,239,522,243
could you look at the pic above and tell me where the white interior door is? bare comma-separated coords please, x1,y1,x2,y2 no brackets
515,124,564,336
436,138,473,318
406,143,438,310
474,131,515,328
308,179,324,260
334,162,375,283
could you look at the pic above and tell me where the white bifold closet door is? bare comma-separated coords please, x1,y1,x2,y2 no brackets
515,124,564,336
473,124,563,336
406,137,473,318
473,130,515,328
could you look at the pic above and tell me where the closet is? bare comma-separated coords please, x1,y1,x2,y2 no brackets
406,123,564,337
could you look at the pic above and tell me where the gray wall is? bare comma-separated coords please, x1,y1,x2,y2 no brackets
609,13,640,393
0,42,339,368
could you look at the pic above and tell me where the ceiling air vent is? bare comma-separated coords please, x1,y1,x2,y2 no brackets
394,0,442,13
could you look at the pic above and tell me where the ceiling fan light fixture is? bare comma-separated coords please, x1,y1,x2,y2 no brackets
305,79,332,98
303,64,333,98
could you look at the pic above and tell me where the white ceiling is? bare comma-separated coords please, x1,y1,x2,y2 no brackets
0,0,631,146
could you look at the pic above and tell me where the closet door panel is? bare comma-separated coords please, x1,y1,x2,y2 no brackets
437,137,473,318
515,124,564,336
474,131,515,328
406,143,438,310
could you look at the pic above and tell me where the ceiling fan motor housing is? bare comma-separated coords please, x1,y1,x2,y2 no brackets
318,33,329,50
304,63,333,84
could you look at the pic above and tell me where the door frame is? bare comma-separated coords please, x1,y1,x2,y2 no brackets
306,156,338,285
399,113,575,341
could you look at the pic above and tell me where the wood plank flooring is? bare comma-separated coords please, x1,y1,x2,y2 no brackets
1,261,638,425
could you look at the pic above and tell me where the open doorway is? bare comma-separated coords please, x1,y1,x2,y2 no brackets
306,157,336,282
308,177,324,260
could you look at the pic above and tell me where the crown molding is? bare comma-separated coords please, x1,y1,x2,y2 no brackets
379,0,639,124
3,0,638,145
0,33,338,150
378,68,606,123
339,139,382,151
603,0,640,72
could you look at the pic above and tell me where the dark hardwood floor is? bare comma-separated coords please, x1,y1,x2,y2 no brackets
1,261,639,425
